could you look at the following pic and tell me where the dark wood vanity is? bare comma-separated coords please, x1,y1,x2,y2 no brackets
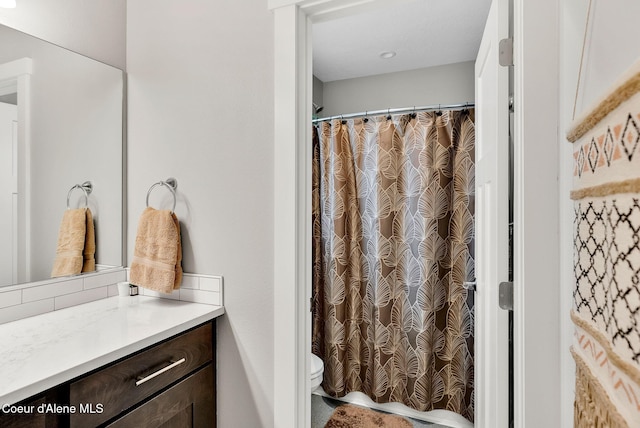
1,321,216,428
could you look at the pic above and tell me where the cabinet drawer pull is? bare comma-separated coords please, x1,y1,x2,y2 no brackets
135,358,186,386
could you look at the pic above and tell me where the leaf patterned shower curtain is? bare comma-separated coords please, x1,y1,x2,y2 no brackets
312,110,476,422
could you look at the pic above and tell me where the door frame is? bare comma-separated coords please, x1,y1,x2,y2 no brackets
0,58,32,285
269,0,561,426
0,101,18,283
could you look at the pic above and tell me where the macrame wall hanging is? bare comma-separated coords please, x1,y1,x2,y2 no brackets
568,5,640,422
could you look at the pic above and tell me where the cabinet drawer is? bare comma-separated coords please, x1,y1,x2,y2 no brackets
106,364,215,428
70,323,212,427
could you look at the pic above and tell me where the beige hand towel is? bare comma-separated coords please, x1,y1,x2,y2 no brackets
129,207,183,294
51,208,96,278
82,209,96,273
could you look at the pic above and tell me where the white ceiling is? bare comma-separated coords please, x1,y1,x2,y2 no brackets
312,0,493,83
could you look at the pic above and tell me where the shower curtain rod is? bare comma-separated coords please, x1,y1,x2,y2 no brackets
312,102,475,123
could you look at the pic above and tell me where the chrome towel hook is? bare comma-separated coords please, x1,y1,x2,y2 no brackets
146,177,178,212
67,181,93,209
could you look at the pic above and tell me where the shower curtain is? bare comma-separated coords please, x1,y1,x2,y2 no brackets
312,109,476,422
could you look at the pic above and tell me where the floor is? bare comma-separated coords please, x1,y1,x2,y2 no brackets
311,394,453,428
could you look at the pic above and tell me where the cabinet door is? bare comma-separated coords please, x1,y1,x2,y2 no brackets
0,389,63,428
106,364,215,428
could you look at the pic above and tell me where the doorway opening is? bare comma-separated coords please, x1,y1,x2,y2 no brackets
308,1,502,427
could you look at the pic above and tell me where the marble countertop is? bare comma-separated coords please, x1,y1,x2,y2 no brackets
0,296,224,406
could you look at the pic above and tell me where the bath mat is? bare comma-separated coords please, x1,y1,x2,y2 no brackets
324,404,413,428
568,59,640,427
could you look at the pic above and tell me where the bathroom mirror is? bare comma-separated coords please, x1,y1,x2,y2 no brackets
0,23,124,288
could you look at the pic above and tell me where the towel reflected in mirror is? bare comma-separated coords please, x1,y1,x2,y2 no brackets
51,208,95,278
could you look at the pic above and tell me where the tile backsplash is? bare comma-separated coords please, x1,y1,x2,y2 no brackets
0,269,224,325
0,268,125,325
132,272,224,307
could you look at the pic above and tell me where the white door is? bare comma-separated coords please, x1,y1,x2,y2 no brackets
0,101,17,285
474,0,510,426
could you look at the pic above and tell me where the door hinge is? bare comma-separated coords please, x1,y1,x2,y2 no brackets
499,38,514,67
499,281,514,311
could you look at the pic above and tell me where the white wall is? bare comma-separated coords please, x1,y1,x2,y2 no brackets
0,0,126,69
576,0,640,112
319,61,474,117
312,75,324,114
126,1,274,427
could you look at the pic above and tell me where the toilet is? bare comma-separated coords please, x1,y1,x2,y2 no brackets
310,353,324,391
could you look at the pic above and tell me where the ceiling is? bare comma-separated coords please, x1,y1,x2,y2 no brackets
312,0,493,83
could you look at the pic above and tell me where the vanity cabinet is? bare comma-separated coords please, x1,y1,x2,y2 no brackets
0,389,63,428
1,320,216,428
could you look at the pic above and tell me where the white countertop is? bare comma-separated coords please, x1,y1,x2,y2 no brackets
0,296,224,405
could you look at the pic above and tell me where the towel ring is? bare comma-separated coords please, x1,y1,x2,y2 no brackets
66,181,93,209
146,177,178,212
